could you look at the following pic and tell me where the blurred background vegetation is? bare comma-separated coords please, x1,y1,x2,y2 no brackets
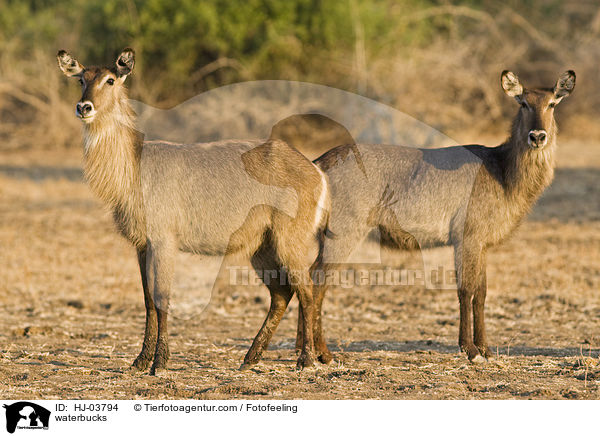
0,0,599,149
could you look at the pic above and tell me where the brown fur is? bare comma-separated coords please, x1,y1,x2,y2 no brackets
57,49,330,373
293,71,575,363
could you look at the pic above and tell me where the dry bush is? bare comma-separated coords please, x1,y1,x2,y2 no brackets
0,49,80,150
363,5,600,139
1,3,600,152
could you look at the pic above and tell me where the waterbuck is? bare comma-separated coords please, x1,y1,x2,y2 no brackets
57,48,330,373
295,70,575,363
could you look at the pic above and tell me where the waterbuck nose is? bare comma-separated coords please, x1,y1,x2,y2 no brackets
528,130,547,148
76,101,94,117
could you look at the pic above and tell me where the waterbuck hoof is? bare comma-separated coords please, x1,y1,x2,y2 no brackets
239,361,257,371
470,354,487,365
127,363,147,374
125,366,141,375
318,350,334,364
478,345,494,359
131,356,152,372
296,352,316,370
462,344,483,362
149,365,169,377
149,358,169,376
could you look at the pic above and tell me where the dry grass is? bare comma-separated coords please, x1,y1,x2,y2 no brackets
0,137,599,399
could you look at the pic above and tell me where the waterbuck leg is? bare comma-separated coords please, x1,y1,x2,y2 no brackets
454,242,485,362
131,248,158,371
244,243,315,370
145,240,175,375
295,305,304,354
289,269,316,369
294,282,332,364
242,286,293,369
151,308,170,375
297,231,369,364
242,246,293,369
312,280,333,363
472,250,492,358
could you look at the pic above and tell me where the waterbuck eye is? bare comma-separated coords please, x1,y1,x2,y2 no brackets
106,78,115,85
520,102,528,109
78,78,84,85
548,102,556,108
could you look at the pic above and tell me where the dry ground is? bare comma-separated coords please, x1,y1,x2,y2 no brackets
1,139,599,399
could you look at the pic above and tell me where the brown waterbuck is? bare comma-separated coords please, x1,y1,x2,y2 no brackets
57,48,330,374
294,70,575,363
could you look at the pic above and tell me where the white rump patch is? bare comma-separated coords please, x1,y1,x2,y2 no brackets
312,164,329,232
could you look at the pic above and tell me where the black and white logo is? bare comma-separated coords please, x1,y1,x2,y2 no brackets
3,402,50,434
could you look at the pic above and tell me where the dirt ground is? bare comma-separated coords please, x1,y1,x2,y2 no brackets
1,138,599,400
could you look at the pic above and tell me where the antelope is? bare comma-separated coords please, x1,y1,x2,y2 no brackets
293,70,575,363
57,48,330,374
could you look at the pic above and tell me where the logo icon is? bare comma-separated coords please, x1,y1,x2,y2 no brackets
3,402,50,434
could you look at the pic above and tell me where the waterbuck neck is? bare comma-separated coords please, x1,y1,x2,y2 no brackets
80,95,143,223
501,119,557,204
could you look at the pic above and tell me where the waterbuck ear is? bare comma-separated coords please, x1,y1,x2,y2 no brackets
553,70,576,102
57,50,84,77
116,48,135,78
501,70,523,99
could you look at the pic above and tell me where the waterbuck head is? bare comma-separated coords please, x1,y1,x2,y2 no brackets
501,70,575,149
57,48,135,124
